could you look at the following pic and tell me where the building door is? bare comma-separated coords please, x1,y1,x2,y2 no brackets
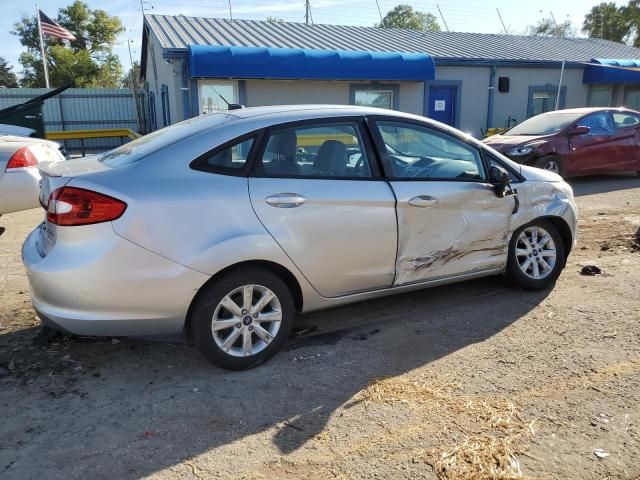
428,85,456,126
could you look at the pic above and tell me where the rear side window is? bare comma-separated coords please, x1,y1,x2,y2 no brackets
254,122,372,178
198,138,254,171
613,112,640,129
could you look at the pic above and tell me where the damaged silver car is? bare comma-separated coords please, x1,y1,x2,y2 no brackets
22,105,577,370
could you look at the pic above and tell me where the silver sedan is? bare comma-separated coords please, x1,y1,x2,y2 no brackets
22,106,577,370
0,135,66,215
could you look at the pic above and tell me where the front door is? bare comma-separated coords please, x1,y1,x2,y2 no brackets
249,119,398,297
428,85,457,126
566,111,618,174
370,119,515,285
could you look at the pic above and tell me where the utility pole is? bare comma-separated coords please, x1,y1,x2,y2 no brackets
601,14,604,39
228,0,233,21
496,8,509,34
375,0,385,28
550,11,558,28
305,0,310,25
437,4,449,32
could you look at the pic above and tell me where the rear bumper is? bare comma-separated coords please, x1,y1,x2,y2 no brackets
0,168,40,215
22,223,210,337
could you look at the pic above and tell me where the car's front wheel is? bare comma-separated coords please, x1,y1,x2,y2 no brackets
505,219,566,290
192,267,295,370
535,155,565,177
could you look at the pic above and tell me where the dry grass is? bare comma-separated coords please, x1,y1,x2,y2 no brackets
360,375,535,480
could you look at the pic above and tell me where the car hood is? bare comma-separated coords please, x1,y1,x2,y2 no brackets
483,134,547,153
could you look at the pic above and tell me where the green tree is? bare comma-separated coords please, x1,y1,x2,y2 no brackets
527,17,575,38
583,2,630,43
0,57,19,88
11,0,124,88
623,0,640,47
377,4,440,31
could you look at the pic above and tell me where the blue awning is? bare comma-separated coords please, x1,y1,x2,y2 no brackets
583,58,640,84
188,45,435,81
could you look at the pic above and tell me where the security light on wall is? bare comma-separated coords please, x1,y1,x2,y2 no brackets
498,77,510,93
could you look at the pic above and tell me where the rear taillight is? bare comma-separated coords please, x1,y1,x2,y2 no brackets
6,147,38,169
47,187,127,226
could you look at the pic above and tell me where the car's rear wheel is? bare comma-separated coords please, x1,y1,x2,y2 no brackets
505,219,566,290
192,267,294,370
535,156,565,176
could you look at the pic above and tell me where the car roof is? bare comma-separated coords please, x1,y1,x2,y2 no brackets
541,107,640,116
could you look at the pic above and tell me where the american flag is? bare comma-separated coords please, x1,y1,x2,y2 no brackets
39,10,76,41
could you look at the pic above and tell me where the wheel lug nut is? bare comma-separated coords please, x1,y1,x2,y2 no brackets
248,326,253,332
235,323,241,328
241,309,247,315
253,313,258,318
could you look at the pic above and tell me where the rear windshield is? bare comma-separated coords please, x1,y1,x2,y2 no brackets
98,113,229,167
507,112,584,136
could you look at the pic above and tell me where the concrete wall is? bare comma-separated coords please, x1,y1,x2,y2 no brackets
491,66,588,130
244,80,424,116
434,66,490,137
146,32,183,129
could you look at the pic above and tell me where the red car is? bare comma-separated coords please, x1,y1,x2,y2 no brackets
483,107,640,177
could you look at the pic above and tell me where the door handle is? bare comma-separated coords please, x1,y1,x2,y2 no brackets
408,195,438,207
265,193,307,208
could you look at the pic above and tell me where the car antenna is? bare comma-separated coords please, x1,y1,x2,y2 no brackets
213,89,245,111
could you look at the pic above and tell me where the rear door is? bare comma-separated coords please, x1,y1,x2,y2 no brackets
369,118,516,285
565,111,618,174
248,118,398,297
610,111,640,171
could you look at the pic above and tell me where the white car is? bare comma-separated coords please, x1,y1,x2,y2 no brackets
0,136,66,215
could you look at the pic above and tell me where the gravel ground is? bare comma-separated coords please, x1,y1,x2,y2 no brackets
0,174,639,480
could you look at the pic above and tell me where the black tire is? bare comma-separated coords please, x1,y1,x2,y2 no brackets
191,267,295,370
534,155,565,177
505,219,566,290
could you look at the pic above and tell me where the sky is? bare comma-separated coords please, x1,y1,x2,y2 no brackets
2,0,629,81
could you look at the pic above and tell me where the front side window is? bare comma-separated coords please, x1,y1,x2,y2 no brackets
255,122,372,178
577,112,615,135
353,88,394,109
376,121,485,181
613,111,640,129
199,80,238,114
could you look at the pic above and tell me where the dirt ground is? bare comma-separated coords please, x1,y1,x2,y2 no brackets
1,174,639,480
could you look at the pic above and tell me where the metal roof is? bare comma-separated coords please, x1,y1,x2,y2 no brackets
144,14,640,64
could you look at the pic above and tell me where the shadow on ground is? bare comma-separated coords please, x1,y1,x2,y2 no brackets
569,173,640,197
0,275,550,478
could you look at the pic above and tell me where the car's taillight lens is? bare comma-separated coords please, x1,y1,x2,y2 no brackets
6,147,38,169
47,187,127,226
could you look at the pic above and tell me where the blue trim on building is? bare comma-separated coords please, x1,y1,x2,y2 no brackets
349,83,400,110
583,58,640,84
187,45,436,81
486,66,497,131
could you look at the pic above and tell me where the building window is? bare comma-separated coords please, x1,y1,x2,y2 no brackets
624,87,640,110
527,86,566,117
198,80,238,114
350,84,399,110
589,86,612,107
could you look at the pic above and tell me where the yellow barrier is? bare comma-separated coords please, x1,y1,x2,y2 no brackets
46,128,141,141
484,127,509,137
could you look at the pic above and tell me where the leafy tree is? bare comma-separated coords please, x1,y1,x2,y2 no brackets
583,2,630,43
623,0,640,47
11,0,124,88
377,4,440,32
0,57,19,88
527,17,575,38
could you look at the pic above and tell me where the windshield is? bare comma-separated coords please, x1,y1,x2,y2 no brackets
98,113,229,167
507,112,584,136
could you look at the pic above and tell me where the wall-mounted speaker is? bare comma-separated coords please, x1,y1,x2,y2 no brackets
498,77,510,93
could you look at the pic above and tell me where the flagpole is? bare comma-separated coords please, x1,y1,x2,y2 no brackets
36,4,50,88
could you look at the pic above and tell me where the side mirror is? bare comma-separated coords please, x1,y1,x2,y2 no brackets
489,165,511,198
569,125,590,136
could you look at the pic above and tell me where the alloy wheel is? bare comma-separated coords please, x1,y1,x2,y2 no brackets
543,159,560,174
515,226,557,280
211,284,282,357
